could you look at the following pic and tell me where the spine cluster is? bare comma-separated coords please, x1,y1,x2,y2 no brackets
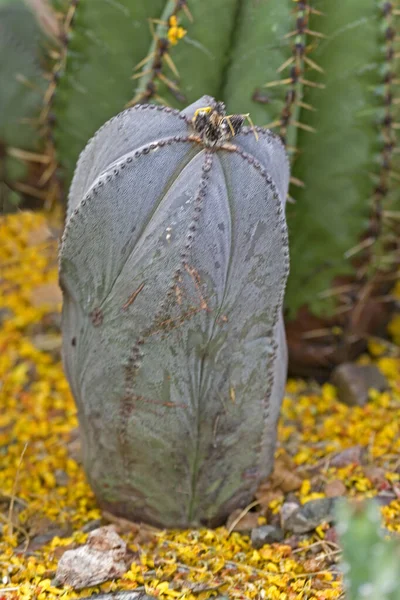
129,0,192,106
40,0,80,210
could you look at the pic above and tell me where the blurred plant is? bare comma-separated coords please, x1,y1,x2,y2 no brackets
337,499,400,600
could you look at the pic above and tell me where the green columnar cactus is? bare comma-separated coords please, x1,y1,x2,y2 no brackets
59,96,290,527
50,0,399,375
0,0,47,211
337,500,400,600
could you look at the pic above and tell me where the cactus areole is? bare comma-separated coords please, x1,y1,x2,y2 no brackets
59,96,290,528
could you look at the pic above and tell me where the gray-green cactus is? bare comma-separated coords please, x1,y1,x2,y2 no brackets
48,0,399,375
59,96,290,527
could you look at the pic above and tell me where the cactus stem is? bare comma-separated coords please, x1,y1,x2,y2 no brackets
133,22,179,79
352,0,400,294
38,0,79,210
266,2,324,145
128,0,191,107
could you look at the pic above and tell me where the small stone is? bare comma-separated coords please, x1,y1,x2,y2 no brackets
87,525,127,555
56,525,129,589
330,445,363,468
324,479,346,498
251,525,284,548
280,501,300,530
283,498,337,534
331,363,388,407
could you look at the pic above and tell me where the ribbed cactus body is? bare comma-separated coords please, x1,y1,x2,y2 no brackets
59,96,290,527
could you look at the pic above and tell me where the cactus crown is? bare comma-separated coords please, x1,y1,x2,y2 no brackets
191,102,257,147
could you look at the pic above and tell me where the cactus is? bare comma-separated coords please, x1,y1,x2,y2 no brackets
59,96,290,528
47,0,399,375
337,500,400,600
0,0,47,212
